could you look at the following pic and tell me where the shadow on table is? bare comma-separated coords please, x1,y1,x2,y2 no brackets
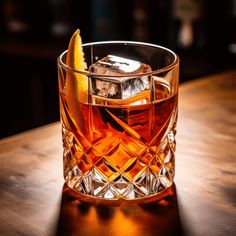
55,184,186,236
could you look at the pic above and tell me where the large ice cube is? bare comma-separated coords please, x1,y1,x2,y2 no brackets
89,55,151,99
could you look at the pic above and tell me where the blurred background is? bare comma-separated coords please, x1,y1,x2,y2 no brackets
0,0,235,138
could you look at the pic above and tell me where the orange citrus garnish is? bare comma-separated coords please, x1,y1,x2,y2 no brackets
66,29,88,103
64,29,88,134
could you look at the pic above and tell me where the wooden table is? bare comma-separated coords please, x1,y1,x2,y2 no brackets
0,70,236,236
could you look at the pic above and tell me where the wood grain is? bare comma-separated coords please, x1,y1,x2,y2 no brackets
0,70,235,236
175,69,236,236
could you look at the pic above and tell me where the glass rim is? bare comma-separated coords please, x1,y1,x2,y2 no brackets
57,40,180,78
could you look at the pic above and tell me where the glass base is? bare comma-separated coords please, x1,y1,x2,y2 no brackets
63,182,175,206
64,149,175,204
63,126,176,202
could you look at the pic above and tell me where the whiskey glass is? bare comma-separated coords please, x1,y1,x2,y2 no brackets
58,41,179,204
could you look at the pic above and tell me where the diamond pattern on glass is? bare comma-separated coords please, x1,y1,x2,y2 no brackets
104,141,137,171
133,168,149,196
65,165,82,189
149,154,163,175
159,166,173,188
111,175,131,195
92,168,109,196
124,158,147,181
77,154,93,175
95,158,119,181
63,125,176,199
92,133,119,155
138,146,157,165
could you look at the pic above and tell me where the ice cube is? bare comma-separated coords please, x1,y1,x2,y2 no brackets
89,55,151,99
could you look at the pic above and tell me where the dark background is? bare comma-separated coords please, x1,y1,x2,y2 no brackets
0,0,235,138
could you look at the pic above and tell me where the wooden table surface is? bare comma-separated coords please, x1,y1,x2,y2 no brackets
0,70,236,236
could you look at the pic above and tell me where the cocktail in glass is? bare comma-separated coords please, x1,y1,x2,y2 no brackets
58,40,179,204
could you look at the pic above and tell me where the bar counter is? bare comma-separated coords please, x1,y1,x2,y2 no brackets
0,70,235,236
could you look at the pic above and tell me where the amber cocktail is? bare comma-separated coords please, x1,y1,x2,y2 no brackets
58,39,179,203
